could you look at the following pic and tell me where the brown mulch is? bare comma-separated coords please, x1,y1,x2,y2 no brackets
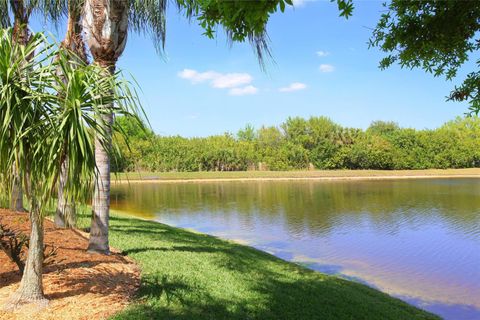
0,209,140,320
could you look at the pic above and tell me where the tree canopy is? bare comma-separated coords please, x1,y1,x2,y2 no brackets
370,1,480,113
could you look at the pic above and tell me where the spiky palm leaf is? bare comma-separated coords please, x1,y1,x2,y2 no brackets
0,27,141,209
0,27,143,304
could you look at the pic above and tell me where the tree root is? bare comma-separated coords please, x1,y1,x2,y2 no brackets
2,291,49,312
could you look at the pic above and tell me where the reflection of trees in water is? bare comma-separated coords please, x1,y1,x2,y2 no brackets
111,179,480,237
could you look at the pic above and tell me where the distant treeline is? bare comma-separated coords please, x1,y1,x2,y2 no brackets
113,116,480,172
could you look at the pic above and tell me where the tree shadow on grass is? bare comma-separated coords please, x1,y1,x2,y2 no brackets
112,274,253,320
122,245,235,256
109,215,440,320
115,271,439,320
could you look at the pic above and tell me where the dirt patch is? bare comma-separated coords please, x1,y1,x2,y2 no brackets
0,209,140,320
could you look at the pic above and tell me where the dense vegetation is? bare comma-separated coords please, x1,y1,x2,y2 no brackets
114,116,480,172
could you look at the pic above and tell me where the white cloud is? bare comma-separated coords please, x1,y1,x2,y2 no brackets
178,69,218,83
178,68,256,95
229,85,259,96
279,82,307,92
211,73,252,89
316,50,329,57
319,64,335,73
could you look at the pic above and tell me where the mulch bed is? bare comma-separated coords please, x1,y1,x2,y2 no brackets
0,209,140,320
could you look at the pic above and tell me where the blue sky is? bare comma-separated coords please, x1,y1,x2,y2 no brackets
36,1,471,137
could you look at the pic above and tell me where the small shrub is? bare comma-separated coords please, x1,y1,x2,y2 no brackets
0,223,58,274
0,224,28,273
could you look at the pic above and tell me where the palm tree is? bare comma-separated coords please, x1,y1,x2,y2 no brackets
0,28,142,307
82,0,129,254
1,0,68,212
0,0,87,227
80,0,355,254
1,0,32,212
81,0,289,254
54,0,89,228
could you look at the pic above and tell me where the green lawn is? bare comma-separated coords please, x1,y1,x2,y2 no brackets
113,168,480,182
88,213,440,320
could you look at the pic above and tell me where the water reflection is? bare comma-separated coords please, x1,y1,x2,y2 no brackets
111,179,480,320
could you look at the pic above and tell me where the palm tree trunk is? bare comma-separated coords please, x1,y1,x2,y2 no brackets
88,63,115,254
83,0,128,255
10,165,24,211
6,201,48,308
55,158,76,228
88,99,113,254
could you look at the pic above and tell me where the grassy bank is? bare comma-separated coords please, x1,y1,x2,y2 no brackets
113,168,480,182
81,213,439,319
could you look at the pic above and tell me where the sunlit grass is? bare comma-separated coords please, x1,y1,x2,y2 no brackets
74,212,440,319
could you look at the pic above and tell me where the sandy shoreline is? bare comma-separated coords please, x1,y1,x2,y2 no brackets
112,173,480,184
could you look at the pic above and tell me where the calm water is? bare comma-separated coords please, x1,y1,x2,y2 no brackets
111,179,480,320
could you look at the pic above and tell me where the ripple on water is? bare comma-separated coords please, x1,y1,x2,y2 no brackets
111,178,480,320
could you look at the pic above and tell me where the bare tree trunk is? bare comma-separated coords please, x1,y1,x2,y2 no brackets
6,203,47,309
10,165,24,211
55,159,76,228
83,0,128,255
88,96,113,254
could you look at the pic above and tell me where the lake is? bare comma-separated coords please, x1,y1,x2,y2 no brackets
111,178,480,320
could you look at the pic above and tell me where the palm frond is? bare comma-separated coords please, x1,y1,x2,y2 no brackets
0,27,144,212
30,0,68,25
129,0,167,55
0,0,10,27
